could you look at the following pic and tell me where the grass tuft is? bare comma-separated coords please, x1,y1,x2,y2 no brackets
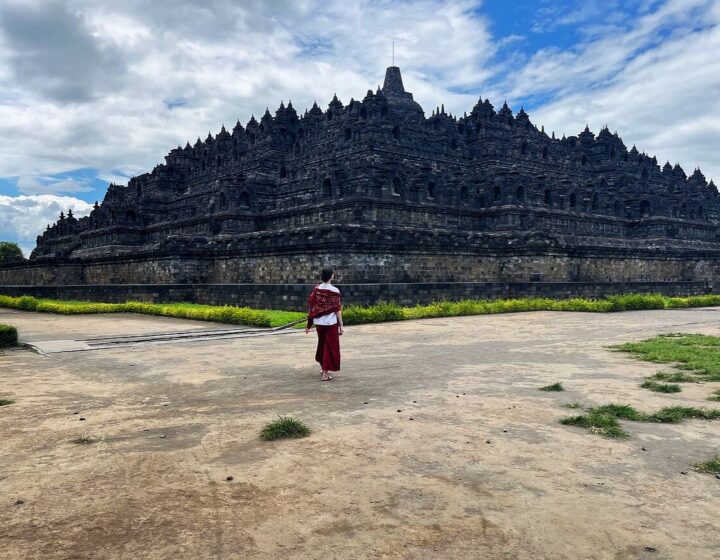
649,371,699,383
694,456,720,475
592,403,649,421
708,390,720,402
563,402,582,409
0,398,15,406
560,410,628,438
640,379,682,393
647,406,720,423
70,436,94,445
260,416,311,441
0,323,18,348
539,382,564,392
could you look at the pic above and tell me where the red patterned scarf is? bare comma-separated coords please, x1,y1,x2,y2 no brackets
307,286,342,328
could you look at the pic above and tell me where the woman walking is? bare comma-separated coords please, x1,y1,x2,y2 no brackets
305,267,343,381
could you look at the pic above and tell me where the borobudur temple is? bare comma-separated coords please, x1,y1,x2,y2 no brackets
2,66,720,308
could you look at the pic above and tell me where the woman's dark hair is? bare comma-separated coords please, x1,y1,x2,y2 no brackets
321,267,334,283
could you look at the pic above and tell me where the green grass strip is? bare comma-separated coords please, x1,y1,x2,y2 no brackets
3,292,720,329
640,379,682,393
648,406,720,423
561,402,720,438
0,295,304,328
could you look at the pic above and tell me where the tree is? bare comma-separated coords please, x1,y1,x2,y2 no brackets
0,241,25,263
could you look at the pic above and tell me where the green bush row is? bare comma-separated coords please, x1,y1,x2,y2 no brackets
3,292,720,328
0,295,305,328
342,293,720,325
0,323,18,348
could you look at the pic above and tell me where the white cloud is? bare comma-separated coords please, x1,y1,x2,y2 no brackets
523,0,720,182
0,194,93,256
16,175,94,194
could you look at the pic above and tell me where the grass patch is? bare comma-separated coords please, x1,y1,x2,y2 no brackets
539,382,564,392
70,436,94,445
560,402,720,437
616,334,720,381
694,456,720,475
260,416,311,441
560,410,628,438
640,379,682,393
647,406,720,423
4,292,720,328
0,398,15,406
708,390,720,402
649,371,699,383
593,403,649,421
0,323,18,348
563,402,582,409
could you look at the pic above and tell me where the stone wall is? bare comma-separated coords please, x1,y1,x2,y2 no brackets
0,280,711,311
2,248,719,286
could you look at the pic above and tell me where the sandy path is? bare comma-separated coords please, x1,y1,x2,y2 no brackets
1,307,719,559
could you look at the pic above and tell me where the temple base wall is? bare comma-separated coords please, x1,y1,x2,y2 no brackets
0,281,711,311
1,251,719,285
1,248,719,310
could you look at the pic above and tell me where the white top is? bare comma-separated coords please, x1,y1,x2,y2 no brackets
312,283,341,326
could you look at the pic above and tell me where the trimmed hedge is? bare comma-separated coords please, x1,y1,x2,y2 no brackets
343,293,720,324
0,295,304,328
0,323,18,348
2,292,720,328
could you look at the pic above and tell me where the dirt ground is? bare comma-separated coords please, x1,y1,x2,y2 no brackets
1,307,720,560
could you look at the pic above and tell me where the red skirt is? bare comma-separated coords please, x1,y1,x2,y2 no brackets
315,324,341,372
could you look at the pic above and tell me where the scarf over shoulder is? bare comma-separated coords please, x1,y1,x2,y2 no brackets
307,285,342,328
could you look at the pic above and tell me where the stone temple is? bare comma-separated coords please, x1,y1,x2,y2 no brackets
2,66,720,308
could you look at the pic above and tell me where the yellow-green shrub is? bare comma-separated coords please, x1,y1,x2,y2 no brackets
3,292,720,328
0,323,18,347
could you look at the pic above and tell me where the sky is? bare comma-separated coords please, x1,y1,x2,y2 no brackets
1,0,719,256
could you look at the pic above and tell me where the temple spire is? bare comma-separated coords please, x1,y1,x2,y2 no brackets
382,66,405,95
